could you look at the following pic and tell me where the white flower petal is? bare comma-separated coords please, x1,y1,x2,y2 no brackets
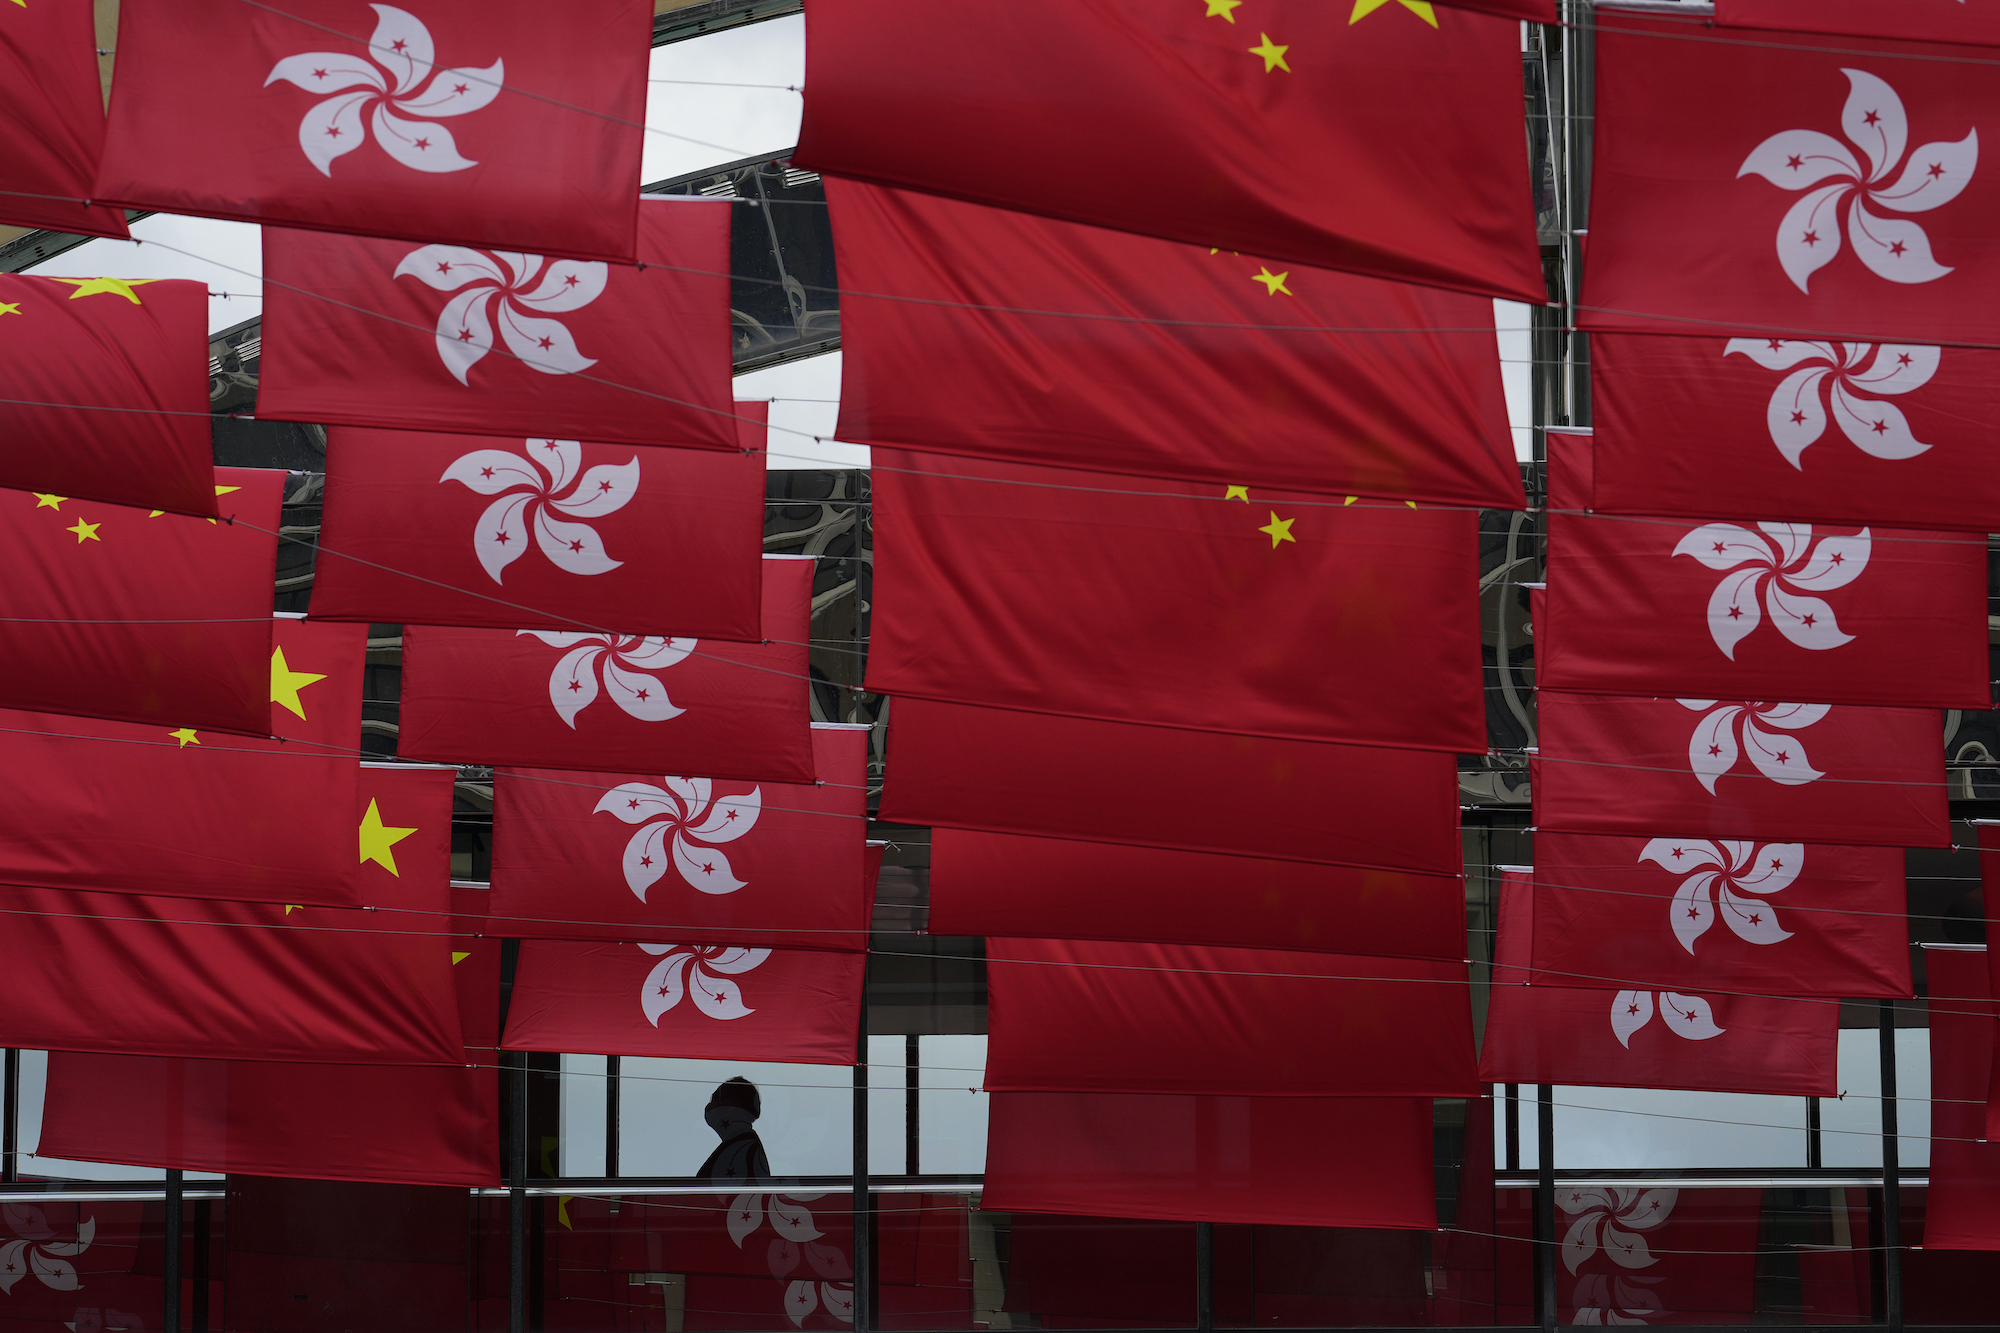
820,1281,856,1323
1599,1223,1656,1270
620,822,674,901
1706,566,1766,660
689,967,754,1020
0,1239,24,1295
674,832,747,895
518,439,579,494
370,103,476,172
769,1197,824,1242
1686,706,1741,795
1847,344,1941,395
786,1278,819,1326
3,1204,52,1239
1720,884,1794,945
1764,581,1855,652
1724,338,1838,371
1775,182,1852,294
1670,872,1718,954
1658,993,1726,1041
396,59,504,117
1847,195,1953,284
368,3,436,96
516,261,611,314
472,492,533,584
1741,718,1825,786
1788,528,1870,589
1758,522,1812,568
1830,383,1931,460
687,788,760,843
519,631,600,649
548,644,602,727
1731,842,1803,895
39,1217,93,1257
1717,839,1757,871
1869,131,1979,213
498,303,597,376
1765,365,1831,468
551,460,640,519
594,782,680,824
1840,69,1907,183
1609,993,1654,1055
1676,698,1719,711
394,245,506,291
1639,838,1724,873
1672,523,1772,571
1618,1188,1678,1231
433,286,496,386
441,448,542,495
1757,702,1832,729
603,661,683,722
664,776,710,816
297,89,374,176
534,508,621,576
622,638,696,670
706,947,771,975
1737,129,1860,189
265,53,385,95
637,943,675,955
27,1250,78,1291
641,951,693,1025
726,1193,763,1248
1560,1187,1616,1217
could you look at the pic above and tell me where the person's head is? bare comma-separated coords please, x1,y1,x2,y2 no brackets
704,1076,761,1138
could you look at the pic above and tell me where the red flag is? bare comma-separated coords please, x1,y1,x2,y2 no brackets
1479,873,1838,1096
1533,688,1949,849
0,765,462,1063
1584,13,2000,345
1718,1,2000,46
1439,0,1553,17
0,0,128,237
256,198,738,449
311,418,766,639
489,724,871,950
1530,831,1910,998
1917,946,2000,1249
984,939,1477,1097
826,180,1523,508
869,450,1485,752
94,0,650,260
1553,1187,1765,1324
0,275,213,516
794,0,1543,301
397,556,815,782
928,828,1464,960
502,940,863,1064
982,1093,1437,1229
879,697,1464,876
0,468,282,734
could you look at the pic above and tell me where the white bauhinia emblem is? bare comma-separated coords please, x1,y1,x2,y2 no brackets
723,1191,855,1327
1639,839,1801,953
519,631,694,727
1571,1273,1665,1327
0,1203,94,1294
1671,522,1870,658
594,776,762,900
639,943,767,1023
1738,68,1976,292
1677,700,1829,795
1724,339,1940,468
1610,991,1726,1048
441,438,637,582
395,246,606,384
266,4,500,176
1561,1186,1678,1274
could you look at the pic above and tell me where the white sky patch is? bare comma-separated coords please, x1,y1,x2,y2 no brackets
738,350,868,470
1493,298,1534,462
641,16,805,184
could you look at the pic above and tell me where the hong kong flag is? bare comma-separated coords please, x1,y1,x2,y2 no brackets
311,418,766,640
502,940,863,1064
1533,688,1949,849
0,468,281,735
1915,946,2000,1248
397,556,815,782
489,724,871,951
257,198,738,449
928,828,1465,960
1479,873,1838,1096
826,180,1522,508
984,939,1477,1097
1718,1,2000,47
94,0,651,260
1585,12,2000,345
1530,832,1911,998
869,450,1485,753
879,697,1464,877
793,0,1543,301
0,0,128,237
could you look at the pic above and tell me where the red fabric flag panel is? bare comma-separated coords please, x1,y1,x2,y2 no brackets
868,450,1486,752
794,0,1544,300
312,420,767,639
501,940,864,1064
94,0,651,259
1586,14,2000,344
878,698,1465,876
0,0,129,237
0,468,281,734
1554,1187,1765,1325
1532,689,1949,849
0,275,214,516
927,828,1465,960
983,939,1477,1098
1915,947,2000,1249
1530,831,1911,998
826,180,1523,508
981,1093,1439,1230
489,724,871,950
397,556,815,782
1717,1,2000,47
256,199,739,448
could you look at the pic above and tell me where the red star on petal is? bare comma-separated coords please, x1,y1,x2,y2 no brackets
1670,847,1684,858
1889,241,1907,257
313,67,328,78
392,38,409,51
1785,155,1802,170
1863,109,1880,125
1626,1003,1640,1015
1749,912,1763,925
1707,744,1722,756
1712,541,1727,553
1789,411,1807,424
702,862,715,874
537,336,554,349
640,856,653,867
627,798,640,809
568,539,584,552
1872,419,1889,433
1800,614,1816,627
1830,552,1844,563
414,137,430,150
1898,353,1913,366
598,480,614,492
564,274,580,287
457,328,476,342
326,126,343,137
493,531,511,543
1802,230,1820,246
454,82,469,94
1928,162,1946,179
634,688,650,700
1770,858,1784,869
567,680,582,692
1686,907,1702,919
657,984,671,996
1727,606,1744,619
436,261,452,274
480,466,494,477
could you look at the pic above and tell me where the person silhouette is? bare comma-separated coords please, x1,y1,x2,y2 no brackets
696,1076,772,1185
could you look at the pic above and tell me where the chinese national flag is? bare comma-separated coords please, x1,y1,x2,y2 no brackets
0,0,127,237
983,1093,1437,1230
311,418,767,640
826,180,1522,508
879,697,1464,877
0,765,463,1064
984,939,1477,1097
794,0,1543,301
1532,688,1949,850
1479,873,1838,1096
1530,831,1910,998
0,468,282,734
928,828,1464,961
1585,13,2000,344
502,940,863,1064
1914,946,2000,1248
1718,1,2000,47
0,276,214,516
257,198,738,449
397,557,815,782
0,615,367,907
869,450,1485,753
489,724,871,950
94,0,650,260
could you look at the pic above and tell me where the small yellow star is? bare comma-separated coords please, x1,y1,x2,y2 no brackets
66,518,100,543
358,797,418,876
1350,0,1438,24
1203,0,1243,20
270,645,328,720
53,277,154,303
0,302,20,316
168,727,200,748
1251,267,1293,296
1249,33,1291,72
32,493,65,510
1259,511,1296,548
150,485,241,522
1224,485,1250,502
452,951,472,965
284,904,303,915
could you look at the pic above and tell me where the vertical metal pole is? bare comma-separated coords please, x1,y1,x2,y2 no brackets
163,1169,183,1333
190,1198,211,1333
1561,0,1594,428
1194,1221,1215,1333
1879,1001,1902,1332
1504,1083,1520,1172
1535,1086,1556,1331
509,1054,527,1333
852,1026,871,1330
1807,1096,1823,1169
604,1054,620,1179
1,1049,17,1183
904,1033,920,1176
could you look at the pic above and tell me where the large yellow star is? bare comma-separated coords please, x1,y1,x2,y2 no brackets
66,518,100,543
1203,0,1242,20
1350,0,1438,26
1259,511,1297,548
270,645,328,720
358,798,418,877
168,727,200,748
32,493,65,510
0,302,21,316
53,277,154,303
1224,485,1250,502
1251,267,1293,296
1248,33,1291,72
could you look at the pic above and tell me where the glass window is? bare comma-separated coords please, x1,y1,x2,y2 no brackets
617,1057,853,1180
